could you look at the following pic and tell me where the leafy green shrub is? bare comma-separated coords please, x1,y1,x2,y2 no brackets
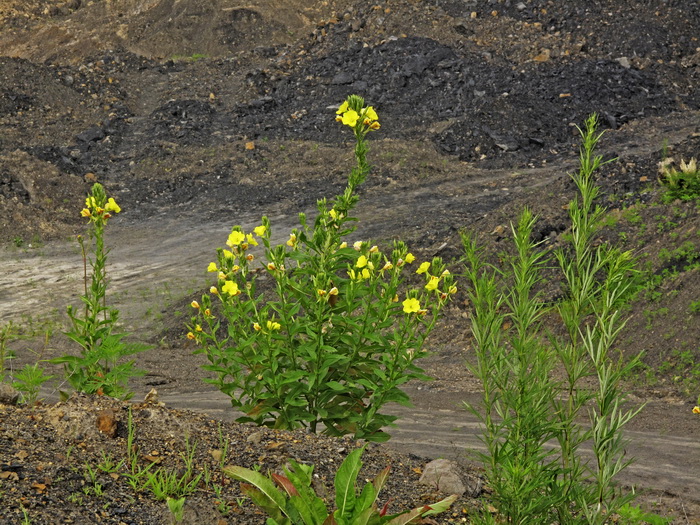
189,96,455,441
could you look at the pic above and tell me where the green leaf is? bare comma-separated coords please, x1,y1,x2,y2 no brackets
334,446,366,521
224,466,288,516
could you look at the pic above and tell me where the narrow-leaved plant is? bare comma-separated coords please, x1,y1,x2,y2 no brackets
462,114,642,524
189,95,456,441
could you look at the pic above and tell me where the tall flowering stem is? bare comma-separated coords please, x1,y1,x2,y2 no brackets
53,183,148,399
190,96,454,441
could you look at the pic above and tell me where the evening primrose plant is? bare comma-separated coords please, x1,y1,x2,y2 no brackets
53,183,148,399
189,95,455,441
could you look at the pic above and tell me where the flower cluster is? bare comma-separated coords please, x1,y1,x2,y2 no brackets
80,194,121,222
336,96,380,135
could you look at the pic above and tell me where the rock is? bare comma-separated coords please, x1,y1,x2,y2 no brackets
0,383,20,405
76,126,105,143
247,431,264,444
418,458,466,495
96,408,118,438
616,56,631,69
331,71,354,85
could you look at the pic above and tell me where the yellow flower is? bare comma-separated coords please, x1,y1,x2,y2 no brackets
382,261,393,271
246,233,258,246
364,106,378,121
449,285,458,295
339,242,348,249
425,275,440,291
85,196,97,209
287,233,297,247
693,406,700,415
267,320,281,331
204,309,211,316
232,265,240,272
227,230,246,247
267,262,277,271
369,245,379,253
361,268,370,280
402,297,421,313
105,197,121,213
218,272,227,281
329,209,338,220
369,121,381,131
329,287,339,296
254,225,266,236
80,208,92,218
222,280,240,296
223,249,234,259
191,301,200,309
253,322,261,331
416,262,431,274
405,253,416,263
195,324,202,332
210,286,219,295
317,289,327,296
207,262,218,272
336,101,349,115
442,269,451,277
353,241,363,251
341,110,359,127
356,255,368,268
186,332,195,340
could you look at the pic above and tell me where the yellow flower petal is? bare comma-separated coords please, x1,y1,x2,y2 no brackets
425,275,440,291
356,255,368,268
341,110,359,127
254,225,266,236
402,297,421,313
227,230,246,247
222,280,240,296
416,262,430,274
336,101,349,115
105,197,121,213
207,262,218,272
364,106,378,121
405,253,416,263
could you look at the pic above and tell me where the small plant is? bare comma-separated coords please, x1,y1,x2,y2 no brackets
11,363,54,404
166,497,186,523
658,156,700,202
616,503,672,525
0,322,16,382
52,183,149,399
96,451,125,474
224,445,456,525
190,96,455,441
143,438,203,501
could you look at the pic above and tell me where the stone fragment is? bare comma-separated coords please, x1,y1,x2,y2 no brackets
0,383,19,405
418,458,466,495
96,408,118,438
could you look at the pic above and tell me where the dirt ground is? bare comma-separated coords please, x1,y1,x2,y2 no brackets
1,0,699,523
